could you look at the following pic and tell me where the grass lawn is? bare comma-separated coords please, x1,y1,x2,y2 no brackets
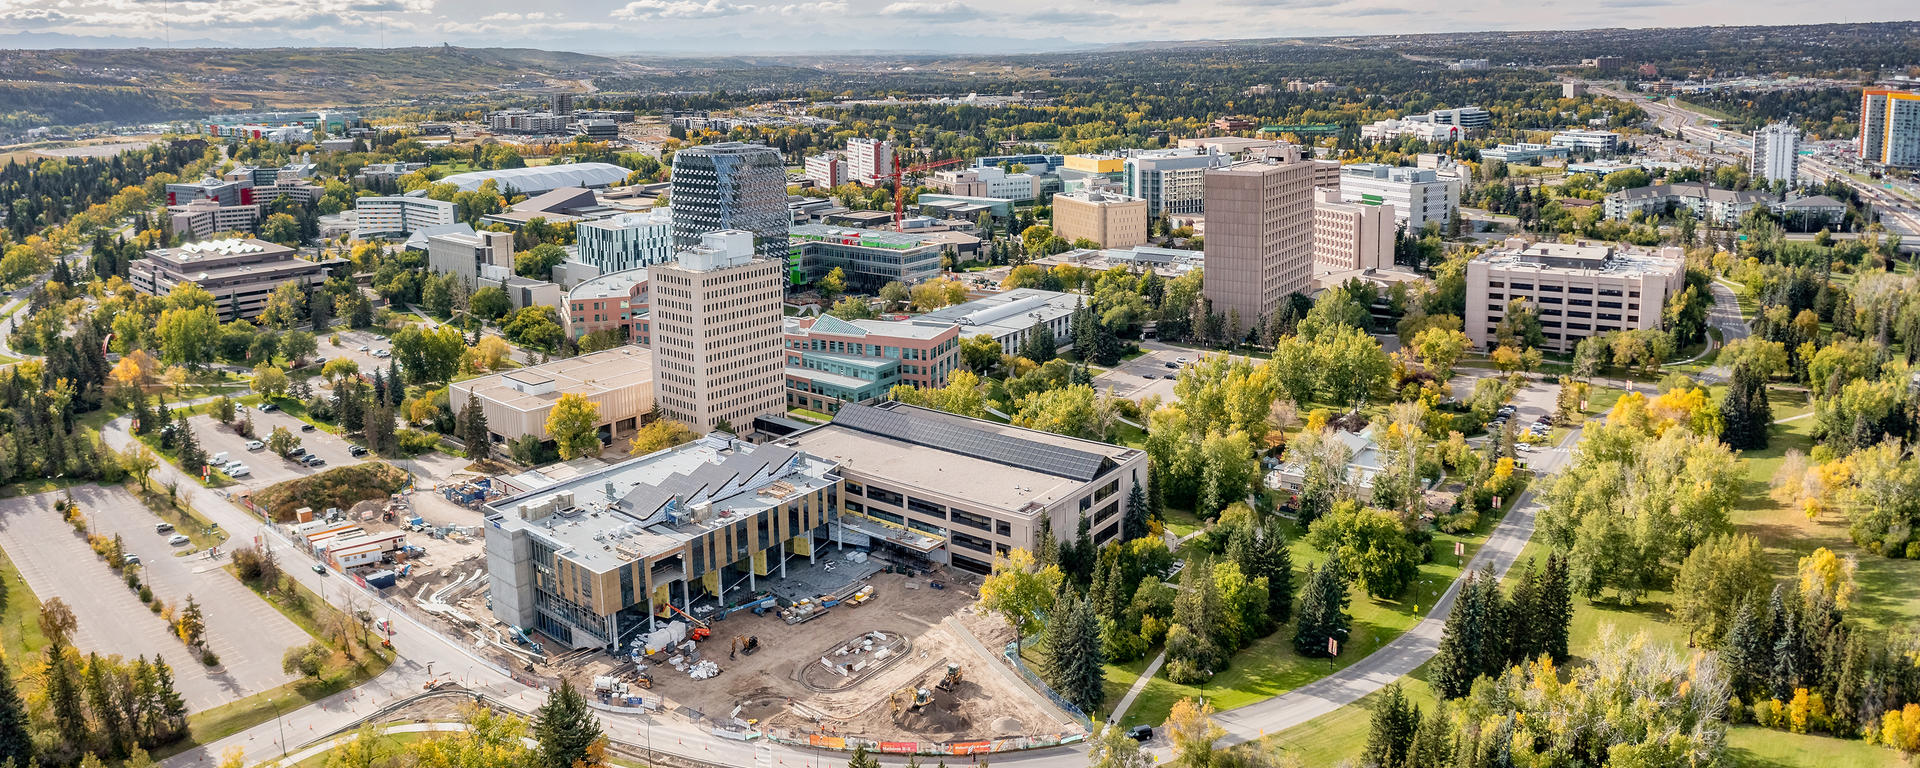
1105,491,1526,728
0,548,48,675
1726,726,1907,767
787,407,833,423
127,481,232,550
1259,662,1440,763
284,729,433,768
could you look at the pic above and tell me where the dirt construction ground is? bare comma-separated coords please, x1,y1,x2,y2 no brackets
576,570,1073,744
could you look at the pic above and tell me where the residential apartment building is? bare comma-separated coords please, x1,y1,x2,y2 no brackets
357,162,428,186
1312,187,1395,274
784,315,960,412
787,401,1146,573
487,109,570,134
650,231,786,431
167,199,261,241
353,194,457,238
845,138,894,185
1550,130,1622,153
1051,190,1148,249
1860,89,1920,168
910,288,1080,355
1339,163,1458,233
788,224,944,292
1123,148,1229,218
451,345,656,447
576,209,675,272
803,152,846,189
1603,183,1770,227
483,433,842,649
130,238,343,321
670,143,790,263
563,268,651,343
1751,123,1803,187
1464,238,1686,353
1202,146,1317,325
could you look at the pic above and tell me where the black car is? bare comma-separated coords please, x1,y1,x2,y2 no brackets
300,423,317,432
1126,725,1153,742
260,403,279,412
348,445,368,457
1163,361,1178,369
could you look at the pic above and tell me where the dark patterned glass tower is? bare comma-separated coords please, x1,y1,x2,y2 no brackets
669,142,789,263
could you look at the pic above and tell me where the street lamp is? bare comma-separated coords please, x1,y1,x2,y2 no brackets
270,696,288,758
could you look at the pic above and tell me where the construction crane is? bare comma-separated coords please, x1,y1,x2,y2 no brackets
889,157,968,231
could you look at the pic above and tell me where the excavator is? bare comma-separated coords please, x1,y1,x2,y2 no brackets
890,686,932,714
660,603,712,641
730,635,760,659
935,663,962,691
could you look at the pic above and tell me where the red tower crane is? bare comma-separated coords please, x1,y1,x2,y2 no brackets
890,157,967,231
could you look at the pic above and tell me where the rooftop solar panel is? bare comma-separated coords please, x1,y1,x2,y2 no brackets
831,403,1110,481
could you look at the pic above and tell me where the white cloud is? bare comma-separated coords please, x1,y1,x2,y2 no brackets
877,0,979,19
611,0,746,19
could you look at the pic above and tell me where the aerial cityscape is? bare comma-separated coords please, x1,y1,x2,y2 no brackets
0,12,1917,768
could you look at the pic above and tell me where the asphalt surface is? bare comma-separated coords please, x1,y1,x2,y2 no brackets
193,411,364,489
0,485,305,712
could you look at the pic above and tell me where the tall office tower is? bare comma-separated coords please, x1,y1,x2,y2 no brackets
1860,89,1920,168
1750,123,1802,187
651,230,786,431
669,142,789,262
846,137,895,185
1201,145,1316,329
552,92,574,116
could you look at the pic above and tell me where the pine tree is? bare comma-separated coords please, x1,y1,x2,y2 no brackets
1430,571,1487,699
0,663,33,767
1407,701,1455,768
463,392,492,463
388,359,404,407
533,679,603,768
1720,362,1772,450
1268,521,1295,626
44,648,89,754
1040,590,1081,690
1065,589,1108,715
1540,551,1573,663
1122,480,1149,542
85,653,128,756
1504,560,1542,665
1830,633,1867,732
174,411,205,473
1292,554,1351,658
1362,683,1421,768
1722,597,1770,701
847,744,880,768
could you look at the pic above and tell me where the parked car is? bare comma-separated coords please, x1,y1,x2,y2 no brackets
372,349,391,358
357,345,370,352
260,403,279,412
167,534,190,546
288,446,307,457
1127,726,1153,742
154,522,173,534
312,564,328,575
1163,361,1178,369
245,440,265,451
226,464,251,478
348,445,368,457
300,423,317,432
123,554,140,566
304,455,326,467
209,452,229,466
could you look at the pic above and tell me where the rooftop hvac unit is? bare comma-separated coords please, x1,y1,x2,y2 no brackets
557,491,576,509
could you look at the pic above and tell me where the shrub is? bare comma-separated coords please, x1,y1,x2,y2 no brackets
125,572,139,589
397,429,440,456
1907,542,1920,560
200,649,219,667
148,598,163,614
138,585,152,603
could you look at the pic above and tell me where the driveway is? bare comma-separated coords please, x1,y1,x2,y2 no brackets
0,486,305,712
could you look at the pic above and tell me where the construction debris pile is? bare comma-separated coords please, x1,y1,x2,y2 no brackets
687,660,720,680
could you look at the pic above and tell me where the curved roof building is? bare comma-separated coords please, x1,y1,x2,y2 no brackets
440,162,630,194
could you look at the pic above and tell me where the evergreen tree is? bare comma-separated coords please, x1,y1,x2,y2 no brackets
1431,572,1489,699
85,653,128,756
1720,362,1773,450
174,411,205,473
1227,517,1294,627
1539,551,1573,663
44,648,89,754
1064,589,1108,715
847,744,880,768
1504,560,1543,665
1122,480,1149,542
1363,683,1421,768
1039,590,1081,691
0,664,33,767
1407,702,1455,768
1019,326,1056,363
533,679,603,768
1292,554,1351,658
1721,597,1770,701
388,360,404,407
463,392,492,463
1831,633,1868,732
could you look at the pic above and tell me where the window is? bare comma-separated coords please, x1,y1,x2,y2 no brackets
1509,282,1534,290
1537,284,1563,292
1569,286,1593,294
866,487,904,507
950,509,993,532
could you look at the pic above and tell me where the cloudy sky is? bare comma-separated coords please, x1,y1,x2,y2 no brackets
0,0,1911,53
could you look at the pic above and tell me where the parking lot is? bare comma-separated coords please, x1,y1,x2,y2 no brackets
191,411,367,489
0,487,306,712
1092,345,1210,401
317,329,396,377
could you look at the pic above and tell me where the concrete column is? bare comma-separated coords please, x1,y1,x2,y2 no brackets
779,538,788,578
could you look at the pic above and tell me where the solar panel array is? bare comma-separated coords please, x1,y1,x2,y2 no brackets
832,403,1110,482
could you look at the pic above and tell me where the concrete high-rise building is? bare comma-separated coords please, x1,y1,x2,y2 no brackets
551,92,574,116
846,137,895,185
650,230,786,431
1123,148,1229,218
1750,123,1802,187
1860,90,1920,168
1313,187,1395,274
669,142,789,262
1201,145,1316,327
804,152,846,189
1051,190,1148,248
575,208,675,272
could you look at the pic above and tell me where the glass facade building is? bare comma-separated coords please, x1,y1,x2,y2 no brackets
669,142,789,262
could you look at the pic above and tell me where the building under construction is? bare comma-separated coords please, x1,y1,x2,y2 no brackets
483,433,843,651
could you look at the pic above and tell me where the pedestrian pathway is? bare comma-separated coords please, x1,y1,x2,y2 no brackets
1105,650,1166,724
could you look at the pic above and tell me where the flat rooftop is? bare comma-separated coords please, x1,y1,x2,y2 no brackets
486,434,841,572
1477,239,1683,277
791,223,943,250
461,346,653,413
912,287,1079,336
568,267,648,302
783,402,1139,515
788,314,953,341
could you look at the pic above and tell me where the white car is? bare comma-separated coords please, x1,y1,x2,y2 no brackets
372,349,391,358
209,452,229,466
357,345,370,352
226,463,252,478
245,440,265,451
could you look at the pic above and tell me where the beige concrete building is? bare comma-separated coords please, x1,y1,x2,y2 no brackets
1313,187,1396,273
1465,237,1686,353
650,230,786,431
785,401,1147,574
1201,145,1317,329
130,238,344,321
1051,190,1148,249
450,345,656,446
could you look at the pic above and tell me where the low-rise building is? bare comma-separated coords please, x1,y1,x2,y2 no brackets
1465,237,1686,353
354,194,457,238
483,432,840,649
929,166,1038,201
1603,183,1770,227
1312,187,1395,274
564,268,651,343
788,224,945,292
452,345,656,447
167,198,261,241
575,209,675,273
166,178,251,207
910,288,1080,355
427,230,516,283
130,238,344,321
482,187,633,229
1480,143,1569,165
787,401,1146,573
1360,118,1463,143
1032,245,1204,278
1550,130,1622,153
1176,137,1284,158
1773,195,1848,230
1339,163,1458,232
784,315,961,412
1051,190,1148,249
